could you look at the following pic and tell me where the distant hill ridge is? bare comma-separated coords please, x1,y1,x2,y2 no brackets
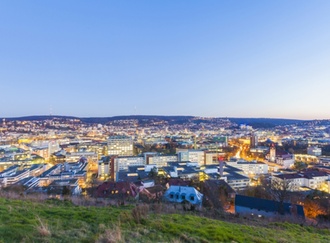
0,115,309,128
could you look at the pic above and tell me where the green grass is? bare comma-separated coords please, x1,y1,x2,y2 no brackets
0,197,329,242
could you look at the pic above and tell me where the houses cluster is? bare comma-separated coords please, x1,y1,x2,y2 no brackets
0,158,87,197
3,117,330,220
272,171,330,191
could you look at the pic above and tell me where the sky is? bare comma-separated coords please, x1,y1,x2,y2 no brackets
0,1,330,119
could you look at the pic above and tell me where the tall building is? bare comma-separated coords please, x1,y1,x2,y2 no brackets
98,156,111,179
177,149,205,166
250,134,258,148
113,156,145,181
269,145,276,162
107,136,133,156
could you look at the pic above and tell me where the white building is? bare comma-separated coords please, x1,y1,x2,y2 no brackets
164,185,203,205
108,136,134,156
269,147,276,162
144,153,178,167
226,160,268,175
272,171,329,191
205,152,226,165
276,156,294,169
114,156,145,173
307,146,322,156
98,156,110,178
66,152,97,163
178,150,204,166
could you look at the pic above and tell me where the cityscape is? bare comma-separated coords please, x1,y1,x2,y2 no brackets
1,116,330,216
1,0,330,242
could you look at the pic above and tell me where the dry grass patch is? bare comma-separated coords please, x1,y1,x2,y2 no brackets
35,216,51,237
97,225,123,243
131,204,149,224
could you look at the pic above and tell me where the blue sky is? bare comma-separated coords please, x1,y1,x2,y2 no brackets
0,1,329,119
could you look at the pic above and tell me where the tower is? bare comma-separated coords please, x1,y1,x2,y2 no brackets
269,145,276,162
250,134,258,148
218,155,224,177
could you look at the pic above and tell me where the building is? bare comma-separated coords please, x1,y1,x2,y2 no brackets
250,134,258,148
205,151,226,165
144,153,178,167
226,160,268,175
272,171,329,191
319,156,330,166
203,164,250,191
269,146,276,162
226,172,250,191
275,152,295,169
113,156,145,181
95,181,139,199
235,195,305,218
177,150,205,166
66,152,98,163
162,162,200,179
164,185,203,205
107,136,133,156
307,146,322,156
212,136,228,147
47,179,82,196
98,156,111,179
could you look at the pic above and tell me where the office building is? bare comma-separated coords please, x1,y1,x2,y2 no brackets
307,146,322,156
107,136,133,156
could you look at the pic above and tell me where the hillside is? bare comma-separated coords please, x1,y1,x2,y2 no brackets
1,115,307,127
0,197,329,243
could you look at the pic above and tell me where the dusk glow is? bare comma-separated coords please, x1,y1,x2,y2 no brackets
1,1,330,119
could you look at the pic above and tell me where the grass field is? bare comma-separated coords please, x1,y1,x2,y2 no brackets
0,197,329,242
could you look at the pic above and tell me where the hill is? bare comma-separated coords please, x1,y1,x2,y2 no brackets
1,115,308,128
0,196,329,243
228,117,305,128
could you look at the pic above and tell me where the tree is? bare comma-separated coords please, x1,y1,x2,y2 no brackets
293,162,307,171
268,178,294,214
148,167,158,180
269,178,293,202
62,186,71,196
304,198,326,219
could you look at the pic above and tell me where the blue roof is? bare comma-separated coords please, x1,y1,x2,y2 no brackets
235,195,305,218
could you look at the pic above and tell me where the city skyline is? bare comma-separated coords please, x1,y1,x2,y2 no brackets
1,1,330,119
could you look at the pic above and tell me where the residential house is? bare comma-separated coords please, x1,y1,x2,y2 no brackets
164,185,203,205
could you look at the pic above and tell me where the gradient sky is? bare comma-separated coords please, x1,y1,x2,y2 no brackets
1,1,330,119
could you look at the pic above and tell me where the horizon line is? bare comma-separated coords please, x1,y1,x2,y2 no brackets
0,114,323,121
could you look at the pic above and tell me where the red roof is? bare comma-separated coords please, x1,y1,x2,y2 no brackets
95,181,138,198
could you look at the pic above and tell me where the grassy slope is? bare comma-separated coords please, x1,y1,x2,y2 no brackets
0,197,329,243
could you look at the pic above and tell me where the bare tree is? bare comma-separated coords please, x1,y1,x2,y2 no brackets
269,178,293,202
268,177,294,214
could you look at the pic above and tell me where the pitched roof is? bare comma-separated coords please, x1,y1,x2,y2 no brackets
164,185,203,204
95,181,139,198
